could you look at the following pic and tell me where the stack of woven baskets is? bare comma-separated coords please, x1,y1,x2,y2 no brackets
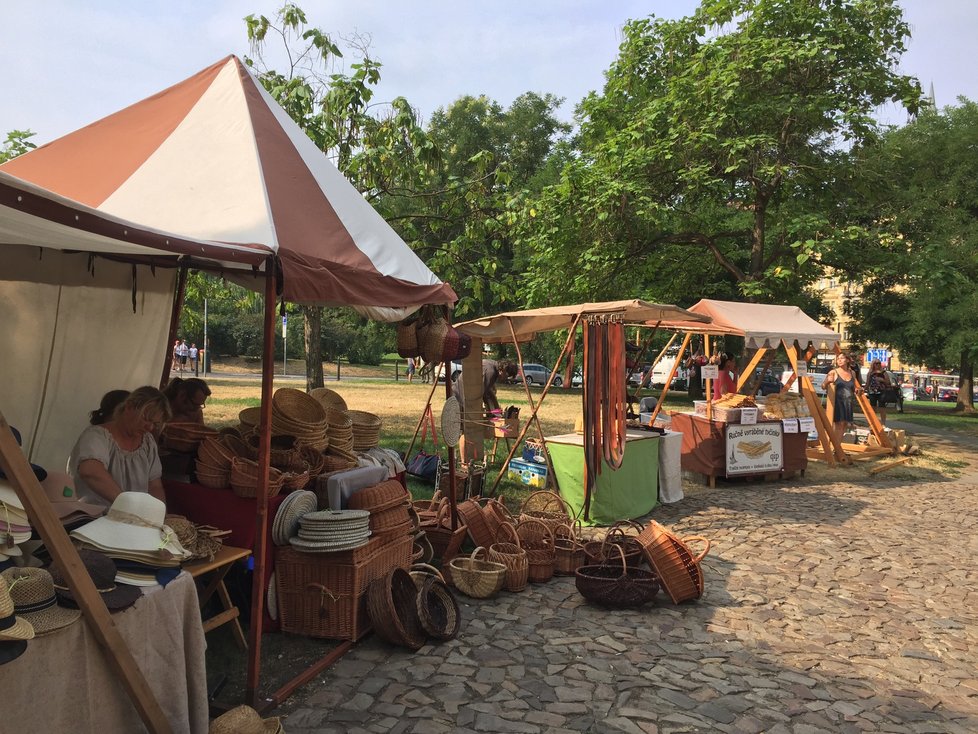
194,435,237,488
324,408,357,468
348,410,382,452
348,480,412,543
161,422,219,454
271,388,329,451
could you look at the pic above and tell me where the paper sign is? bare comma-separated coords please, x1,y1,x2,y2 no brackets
782,419,799,433
798,417,816,433
795,362,808,376
739,407,758,425
702,365,719,379
725,423,784,475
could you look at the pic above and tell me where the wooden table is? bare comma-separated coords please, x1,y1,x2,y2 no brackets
183,544,252,650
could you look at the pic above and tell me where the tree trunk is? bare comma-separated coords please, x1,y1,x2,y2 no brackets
303,305,324,391
953,350,975,413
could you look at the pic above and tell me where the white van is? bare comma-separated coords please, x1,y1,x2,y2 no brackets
782,370,827,397
649,359,687,388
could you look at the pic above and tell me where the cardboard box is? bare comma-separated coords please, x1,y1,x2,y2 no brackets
485,417,519,439
507,458,548,488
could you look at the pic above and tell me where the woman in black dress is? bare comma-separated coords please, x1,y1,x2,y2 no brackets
825,353,863,447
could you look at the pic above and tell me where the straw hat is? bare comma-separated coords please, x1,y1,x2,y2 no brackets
0,639,28,666
1,567,81,635
70,493,190,560
49,548,141,612
0,574,35,641
209,704,282,734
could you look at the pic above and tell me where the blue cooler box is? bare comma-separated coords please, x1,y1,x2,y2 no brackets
507,458,548,488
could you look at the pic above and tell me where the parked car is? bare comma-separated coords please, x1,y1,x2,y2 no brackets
519,363,562,387
757,373,782,396
435,361,463,382
937,386,959,402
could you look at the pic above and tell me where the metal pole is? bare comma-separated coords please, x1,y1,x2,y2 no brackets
203,298,208,376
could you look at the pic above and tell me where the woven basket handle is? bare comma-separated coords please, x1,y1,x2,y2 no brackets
683,536,711,564
411,563,445,583
608,542,628,578
516,517,554,544
470,546,489,561
554,522,576,542
519,490,569,517
495,521,521,548
306,582,337,619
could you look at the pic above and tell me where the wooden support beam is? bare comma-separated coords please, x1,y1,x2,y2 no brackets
869,456,913,474
648,332,692,426
159,265,188,390
736,347,768,392
0,416,173,734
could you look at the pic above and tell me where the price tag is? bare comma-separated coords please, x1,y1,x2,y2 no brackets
782,419,799,433
702,365,719,379
740,407,757,425
795,362,808,376
798,417,816,433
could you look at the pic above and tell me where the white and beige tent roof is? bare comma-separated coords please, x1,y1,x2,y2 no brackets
1,55,455,310
455,299,710,343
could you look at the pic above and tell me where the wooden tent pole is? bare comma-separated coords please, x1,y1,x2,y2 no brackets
786,342,840,465
404,365,444,462
0,416,173,734
444,365,458,529
246,258,277,707
705,335,713,421
159,265,188,390
736,347,768,392
648,332,692,426
487,315,580,497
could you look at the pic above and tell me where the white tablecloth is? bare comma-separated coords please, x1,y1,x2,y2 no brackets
4,571,209,734
658,430,684,503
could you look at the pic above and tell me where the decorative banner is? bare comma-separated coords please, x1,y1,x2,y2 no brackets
702,365,719,379
740,407,758,425
725,423,784,476
782,418,799,433
798,417,817,433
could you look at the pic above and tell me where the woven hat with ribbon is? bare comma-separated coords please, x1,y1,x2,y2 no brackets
0,574,34,641
1,567,81,635
49,548,141,611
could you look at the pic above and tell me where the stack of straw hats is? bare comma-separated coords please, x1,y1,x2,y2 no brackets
1,567,81,635
0,481,33,563
271,388,329,451
49,549,141,611
70,493,191,585
348,410,383,452
289,509,371,553
0,574,34,665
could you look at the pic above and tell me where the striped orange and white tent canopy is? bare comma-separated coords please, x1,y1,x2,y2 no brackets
1,54,456,312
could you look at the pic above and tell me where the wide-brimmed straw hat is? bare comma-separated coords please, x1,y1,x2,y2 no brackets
208,704,282,734
70,493,189,560
49,548,141,612
1,567,81,635
0,574,35,642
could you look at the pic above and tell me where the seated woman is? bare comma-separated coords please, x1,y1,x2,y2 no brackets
70,386,171,509
163,377,211,424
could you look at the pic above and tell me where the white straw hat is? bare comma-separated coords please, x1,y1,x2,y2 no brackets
0,574,35,642
70,493,190,560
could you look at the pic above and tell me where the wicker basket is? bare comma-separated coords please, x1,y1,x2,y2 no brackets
281,469,311,491
194,461,230,489
368,503,411,533
448,547,507,599
636,520,710,604
419,502,467,562
238,407,261,430
197,436,234,471
515,518,555,584
409,563,444,588
347,410,383,452
518,490,572,534
575,544,660,609
229,457,285,498
348,480,409,512
272,388,329,427
553,522,586,576
487,523,529,593
309,387,348,412
366,568,427,650
161,423,218,454
396,319,420,358
416,575,461,641
418,317,450,364
221,433,252,460
456,498,496,549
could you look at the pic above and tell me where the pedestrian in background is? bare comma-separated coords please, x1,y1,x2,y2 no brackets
406,356,416,383
865,359,892,425
189,343,199,376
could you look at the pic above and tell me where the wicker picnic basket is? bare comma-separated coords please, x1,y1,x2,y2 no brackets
636,520,710,604
229,457,285,498
456,497,496,549
575,544,660,609
518,490,572,533
553,521,586,576
366,568,426,650
488,523,529,592
515,518,555,583
448,547,507,599
416,575,461,641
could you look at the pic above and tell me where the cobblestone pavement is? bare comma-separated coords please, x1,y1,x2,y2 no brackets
282,437,978,734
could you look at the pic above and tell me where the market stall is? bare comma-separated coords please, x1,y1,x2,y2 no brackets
454,300,710,522
0,54,457,721
654,299,893,485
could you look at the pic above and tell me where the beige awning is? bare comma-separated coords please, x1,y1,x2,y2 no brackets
455,299,710,343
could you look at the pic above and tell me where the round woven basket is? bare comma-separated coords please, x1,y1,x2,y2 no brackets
366,568,427,650
487,523,529,592
272,388,329,427
553,522,586,576
636,520,710,604
518,490,572,534
575,544,660,609
239,407,261,430
194,461,230,489
515,518,555,583
416,576,461,641
309,387,348,412
221,433,253,460
197,437,234,471
448,547,506,599
229,457,285,498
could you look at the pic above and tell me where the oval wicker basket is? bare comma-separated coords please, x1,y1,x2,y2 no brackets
348,480,409,512
515,518,555,583
518,490,572,533
194,462,230,489
575,544,660,609
229,457,285,498
416,576,461,641
456,498,496,550
366,568,427,650
487,523,529,593
636,520,710,604
309,387,348,412
448,547,507,599
396,320,420,358
553,522,586,576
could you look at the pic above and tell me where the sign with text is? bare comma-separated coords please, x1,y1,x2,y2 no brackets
739,407,758,425
798,417,817,434
725,423,784,476
865,348,891,365
702,365,719,380
795,361,808,376
782,418,799,433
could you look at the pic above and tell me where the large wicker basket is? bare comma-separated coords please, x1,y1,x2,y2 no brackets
518,490,572,534
366,568,426,650
419,502,467,562
636,520,710,604
515,518,555,584
553,522,586,576
487,523,529,592
309,387,348,412
229,457,285,498
575,544,660,609
416,575,461,641
456,497,496,549
448,547,507,599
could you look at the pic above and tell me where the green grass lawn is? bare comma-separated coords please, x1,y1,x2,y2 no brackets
890,400,978,437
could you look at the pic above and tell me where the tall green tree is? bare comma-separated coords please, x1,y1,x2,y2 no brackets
521,0,922,307
0,130,36,164
847,100,978,411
